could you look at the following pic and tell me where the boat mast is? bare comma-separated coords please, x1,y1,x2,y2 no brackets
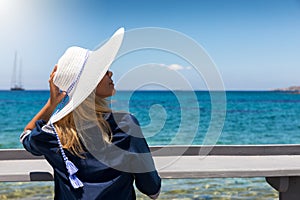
11,51,18,89
10,51,24,90
18,57,23,89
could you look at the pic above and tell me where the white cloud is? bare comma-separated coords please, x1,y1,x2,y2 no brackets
168,64,184,71
155,63,192,71
165,64,192,71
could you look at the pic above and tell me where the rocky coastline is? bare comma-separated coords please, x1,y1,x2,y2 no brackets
273,86,300,94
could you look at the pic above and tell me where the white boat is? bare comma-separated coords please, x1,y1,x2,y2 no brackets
10,51,24,91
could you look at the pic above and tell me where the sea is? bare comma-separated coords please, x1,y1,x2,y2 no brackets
1,90,300,199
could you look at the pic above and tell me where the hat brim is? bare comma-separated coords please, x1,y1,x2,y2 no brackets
50,27,124,124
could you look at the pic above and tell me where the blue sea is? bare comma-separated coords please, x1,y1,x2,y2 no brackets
1,90,300,199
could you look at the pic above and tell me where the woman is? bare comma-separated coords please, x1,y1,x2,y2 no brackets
20,28,161,199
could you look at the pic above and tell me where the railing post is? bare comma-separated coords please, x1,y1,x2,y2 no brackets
266,176,300,200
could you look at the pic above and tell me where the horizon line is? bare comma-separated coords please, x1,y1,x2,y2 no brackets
0,89,280,92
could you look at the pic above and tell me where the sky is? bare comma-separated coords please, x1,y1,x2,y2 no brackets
0,0,299,90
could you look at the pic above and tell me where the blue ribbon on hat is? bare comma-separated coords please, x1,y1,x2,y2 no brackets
49,50,90,189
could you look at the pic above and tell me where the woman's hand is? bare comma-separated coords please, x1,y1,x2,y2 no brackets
48,65,66,109
23,65,66,131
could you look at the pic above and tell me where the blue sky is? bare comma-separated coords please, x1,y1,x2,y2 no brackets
0,0,299,90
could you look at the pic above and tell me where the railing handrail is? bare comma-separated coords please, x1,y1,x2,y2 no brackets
2,144,300,160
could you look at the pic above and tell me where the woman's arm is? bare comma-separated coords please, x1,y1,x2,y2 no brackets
24,66,66,131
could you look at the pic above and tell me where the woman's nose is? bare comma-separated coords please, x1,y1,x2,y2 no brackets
107,71,113,78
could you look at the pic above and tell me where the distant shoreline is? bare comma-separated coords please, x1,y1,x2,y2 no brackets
1,89,299,93
0,86,300,94
0,89,276,92
273,86,300,94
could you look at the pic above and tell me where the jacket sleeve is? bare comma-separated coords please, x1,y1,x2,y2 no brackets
124,114,162,198
134,169,161,199
21,120,59,156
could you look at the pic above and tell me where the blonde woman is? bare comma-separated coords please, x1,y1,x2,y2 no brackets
20,28,161,200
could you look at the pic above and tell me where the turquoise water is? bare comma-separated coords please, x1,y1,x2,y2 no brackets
1,90,300,199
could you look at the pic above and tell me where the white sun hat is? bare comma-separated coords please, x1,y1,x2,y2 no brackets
50,27,124,124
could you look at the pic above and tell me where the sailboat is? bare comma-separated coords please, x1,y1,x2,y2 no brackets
10,51,25,91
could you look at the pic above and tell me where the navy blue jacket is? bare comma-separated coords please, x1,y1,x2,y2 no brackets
22,112,161,200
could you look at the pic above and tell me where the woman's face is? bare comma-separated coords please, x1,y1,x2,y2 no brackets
95,70,115,98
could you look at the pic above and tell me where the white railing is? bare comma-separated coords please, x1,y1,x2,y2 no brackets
1,145,300,200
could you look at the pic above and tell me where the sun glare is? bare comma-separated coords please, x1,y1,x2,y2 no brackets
0,0,22,25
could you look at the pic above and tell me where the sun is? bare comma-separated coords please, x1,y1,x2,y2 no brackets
0,0,21,26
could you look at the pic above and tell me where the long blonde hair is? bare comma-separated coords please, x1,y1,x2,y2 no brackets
54,91,112,158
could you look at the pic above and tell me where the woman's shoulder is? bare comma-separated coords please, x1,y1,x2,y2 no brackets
107,112,143,138
109,112,140,126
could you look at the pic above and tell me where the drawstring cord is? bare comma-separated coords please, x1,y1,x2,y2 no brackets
49,122,83,189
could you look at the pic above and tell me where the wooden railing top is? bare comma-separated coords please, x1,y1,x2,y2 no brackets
2,144,300,160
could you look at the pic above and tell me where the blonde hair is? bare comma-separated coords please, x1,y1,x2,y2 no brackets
54,92,112,158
